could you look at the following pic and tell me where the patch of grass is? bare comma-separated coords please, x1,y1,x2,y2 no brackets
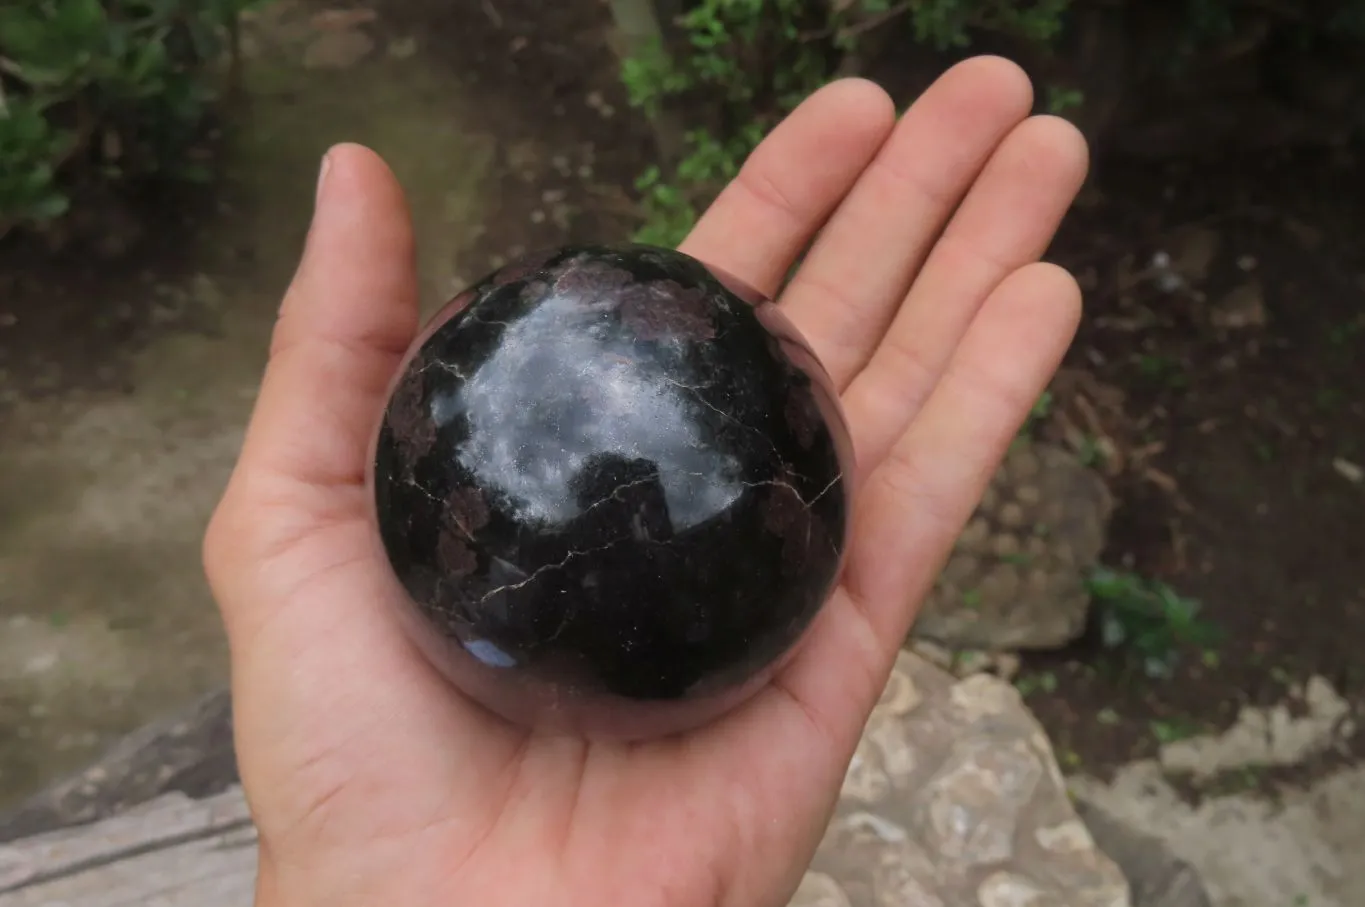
1015,669,1059,697
1136,353,1188,389
1074,434,1105,468
1151,717,1202,744
1087,566,1222,679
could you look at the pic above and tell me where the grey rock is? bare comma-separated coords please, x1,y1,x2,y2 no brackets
913,442,1112,650
794,651,1131,907
0,690,235,844
1070,798,1212,907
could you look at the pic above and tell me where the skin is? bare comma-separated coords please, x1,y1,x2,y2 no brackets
203,57,1090,907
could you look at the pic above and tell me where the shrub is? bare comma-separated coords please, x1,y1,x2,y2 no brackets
615,0,1365,246
1086,566,1221,679
615,0,1078,246
0,0,263,241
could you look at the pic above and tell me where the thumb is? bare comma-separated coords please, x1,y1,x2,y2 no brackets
205,144,419,623
237,143,420,492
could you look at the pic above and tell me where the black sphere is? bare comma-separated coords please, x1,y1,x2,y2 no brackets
369,243,853,739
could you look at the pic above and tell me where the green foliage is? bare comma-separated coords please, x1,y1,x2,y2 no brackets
1046,85,1084,114
619,0,832,247
617,0,1365,245
0,0,264,236
618,0,1078,246
1087,566,1221,679
632,122,765,246
870,0,1072,51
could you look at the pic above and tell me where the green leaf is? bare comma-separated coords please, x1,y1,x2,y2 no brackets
25,191,71,220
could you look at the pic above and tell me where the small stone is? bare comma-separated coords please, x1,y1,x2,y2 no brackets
1210,281,1266,329
1165,225,1220,282
979,564,1022,607
960,517,991,548
991,533,1022,558
1285,218,1323,248
23,652,59,675
388,36,418,58
1332,457,1362,483
993,652,1021,681
942,554,980,584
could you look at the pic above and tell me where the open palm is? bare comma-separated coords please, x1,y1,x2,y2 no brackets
203,57,1089,907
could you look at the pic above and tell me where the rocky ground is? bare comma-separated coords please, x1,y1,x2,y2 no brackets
0,1,1362,905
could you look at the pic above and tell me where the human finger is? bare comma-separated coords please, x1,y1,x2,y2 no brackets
776,56,1035,389
205,144,419,623
840,114,1089,467
679,78,896,299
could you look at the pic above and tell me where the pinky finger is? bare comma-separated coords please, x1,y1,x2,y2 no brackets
844,261,1082,636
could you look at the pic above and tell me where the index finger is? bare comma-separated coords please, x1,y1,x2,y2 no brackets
678,78,896,300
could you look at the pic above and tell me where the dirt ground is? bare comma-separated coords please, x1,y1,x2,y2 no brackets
1,0,1362,809
1024,146,1365,781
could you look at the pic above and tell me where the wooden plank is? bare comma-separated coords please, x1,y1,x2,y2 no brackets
0,786,258,907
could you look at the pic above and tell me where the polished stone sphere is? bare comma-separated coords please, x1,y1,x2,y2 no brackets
369,243,853,739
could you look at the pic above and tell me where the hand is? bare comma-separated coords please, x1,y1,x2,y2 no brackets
204,55,1089,907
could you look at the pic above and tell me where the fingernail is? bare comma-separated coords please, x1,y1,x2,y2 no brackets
315,150,333,205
